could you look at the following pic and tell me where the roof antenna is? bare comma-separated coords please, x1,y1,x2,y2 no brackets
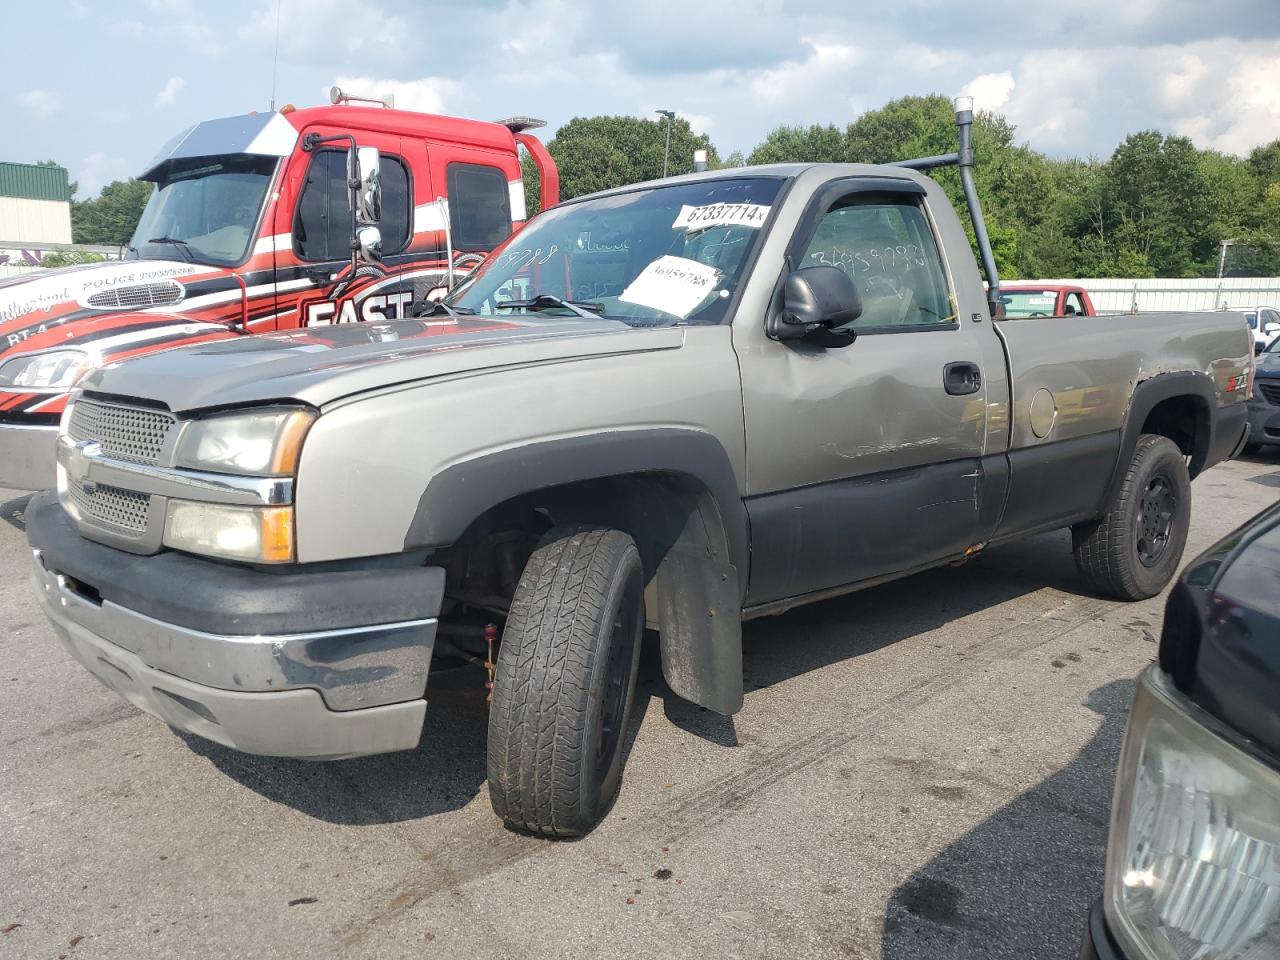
269,0,282,111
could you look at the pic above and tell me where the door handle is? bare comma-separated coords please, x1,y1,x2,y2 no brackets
944,361,982,396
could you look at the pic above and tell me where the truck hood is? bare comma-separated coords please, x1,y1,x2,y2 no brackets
0,258,232,358
79,314,686,412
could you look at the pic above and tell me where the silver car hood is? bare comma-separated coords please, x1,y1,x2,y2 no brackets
79,315,685,413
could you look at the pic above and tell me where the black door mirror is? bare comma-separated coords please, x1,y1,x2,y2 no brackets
783,266,862,329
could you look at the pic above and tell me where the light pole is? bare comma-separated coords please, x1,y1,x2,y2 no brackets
656,109,675,177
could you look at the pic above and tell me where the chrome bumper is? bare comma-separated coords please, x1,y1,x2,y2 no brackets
32,548,435,758
0,422,57,491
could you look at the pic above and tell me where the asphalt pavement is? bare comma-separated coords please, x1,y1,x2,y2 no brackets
3,449,1278,960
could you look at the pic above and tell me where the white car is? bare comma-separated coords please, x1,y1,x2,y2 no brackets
1244,305,1280,354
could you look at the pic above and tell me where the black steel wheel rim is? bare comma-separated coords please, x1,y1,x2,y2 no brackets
1136,472,1177,567
595,586,638,775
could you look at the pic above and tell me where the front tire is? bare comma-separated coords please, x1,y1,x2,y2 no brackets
1071,434,1191,601
487,524,645,837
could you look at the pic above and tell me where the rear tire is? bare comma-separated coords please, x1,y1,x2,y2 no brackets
487,524,645,837
1071,434,1191,601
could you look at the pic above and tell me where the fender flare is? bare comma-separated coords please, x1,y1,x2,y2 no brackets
404,428,750,715
403,427,749,598
1100,371,1215,509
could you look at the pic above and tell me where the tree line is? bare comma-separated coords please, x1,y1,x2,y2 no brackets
528,95,1280,279
57,92,1280,279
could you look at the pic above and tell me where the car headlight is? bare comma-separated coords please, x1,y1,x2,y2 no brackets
1105,666,1280,960
174,407,314,476
163,500,294,563
0,349,93,391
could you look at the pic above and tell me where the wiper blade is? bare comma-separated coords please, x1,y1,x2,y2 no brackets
146,236,194,262
493,294,604,319
412,300,475,319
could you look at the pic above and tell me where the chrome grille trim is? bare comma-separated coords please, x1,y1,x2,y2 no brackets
85,280,183,309
68,399,175,465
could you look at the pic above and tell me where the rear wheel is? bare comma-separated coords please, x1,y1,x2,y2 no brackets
487,524,644,837
1071,434,1191,601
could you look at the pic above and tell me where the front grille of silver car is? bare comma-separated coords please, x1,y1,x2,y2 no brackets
67,399,175,465
85,280,183,309
1260,382,1280,406
67,480,151,533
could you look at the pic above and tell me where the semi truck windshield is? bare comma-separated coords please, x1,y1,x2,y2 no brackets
130,155,278,267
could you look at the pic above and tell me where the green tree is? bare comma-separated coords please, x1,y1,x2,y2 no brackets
40,250,105,268
545,115,719,201
71,178,153,245
747,124,846,164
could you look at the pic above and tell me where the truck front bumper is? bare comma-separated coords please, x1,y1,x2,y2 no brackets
27,494,444,760
0,421,57,491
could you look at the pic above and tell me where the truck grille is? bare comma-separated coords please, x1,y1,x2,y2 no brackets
67,399,175,464
85,280,183,309
67,481,151,533
1259,382,1280,406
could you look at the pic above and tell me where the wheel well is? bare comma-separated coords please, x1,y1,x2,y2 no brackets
1140,394,1210,478
433,471,745,714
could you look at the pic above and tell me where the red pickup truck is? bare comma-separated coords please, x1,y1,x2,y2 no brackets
999,284,1096,318
0,97,558,490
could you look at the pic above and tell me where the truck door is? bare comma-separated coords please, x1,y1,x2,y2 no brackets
274,128,420,328
737,179,996,605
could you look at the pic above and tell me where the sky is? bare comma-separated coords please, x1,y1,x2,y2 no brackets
5,0,1280,198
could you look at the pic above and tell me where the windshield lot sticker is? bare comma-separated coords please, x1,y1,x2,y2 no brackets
672,203,770,232
619,255,721,317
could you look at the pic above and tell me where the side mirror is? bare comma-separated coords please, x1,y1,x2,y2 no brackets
782,266,862,329
355,146,381,225
356,225,382,262
1265,322,1280,336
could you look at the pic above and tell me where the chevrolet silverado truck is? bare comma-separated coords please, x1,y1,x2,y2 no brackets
0,92,557,491
26,99,1252,837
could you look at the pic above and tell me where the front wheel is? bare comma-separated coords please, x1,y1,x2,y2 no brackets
1071,434,1192,601
487,524,645,837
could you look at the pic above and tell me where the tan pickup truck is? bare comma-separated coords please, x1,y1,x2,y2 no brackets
27,98,1252,837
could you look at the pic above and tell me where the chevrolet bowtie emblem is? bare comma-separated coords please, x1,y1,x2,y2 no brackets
67,441,101,491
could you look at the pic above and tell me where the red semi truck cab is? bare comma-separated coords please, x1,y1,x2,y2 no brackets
0,103,558,490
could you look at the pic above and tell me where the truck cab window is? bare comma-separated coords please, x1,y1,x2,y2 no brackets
446,163,512,252
801,200,954,331
295,149,410,260
1064,291,1085,315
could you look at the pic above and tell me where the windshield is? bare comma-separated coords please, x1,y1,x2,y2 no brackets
130,154,277,267
1245,311,1258,329
1000,290,1059,317
447,178,784,326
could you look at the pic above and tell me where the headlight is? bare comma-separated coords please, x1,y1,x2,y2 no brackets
163,500,294,563
1105,666,1280,960
0,349,93,391
174,407,314,476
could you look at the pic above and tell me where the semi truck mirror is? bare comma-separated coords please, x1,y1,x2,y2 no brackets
356,225,383,263
355,146,382,225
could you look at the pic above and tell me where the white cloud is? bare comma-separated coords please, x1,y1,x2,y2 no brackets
243,0,408,57
961,72,1015,113
77,152,129,198
328,76,454,114
154,76,186,108
18,89,62,117
1146,39,1280,154
746,40,863,108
